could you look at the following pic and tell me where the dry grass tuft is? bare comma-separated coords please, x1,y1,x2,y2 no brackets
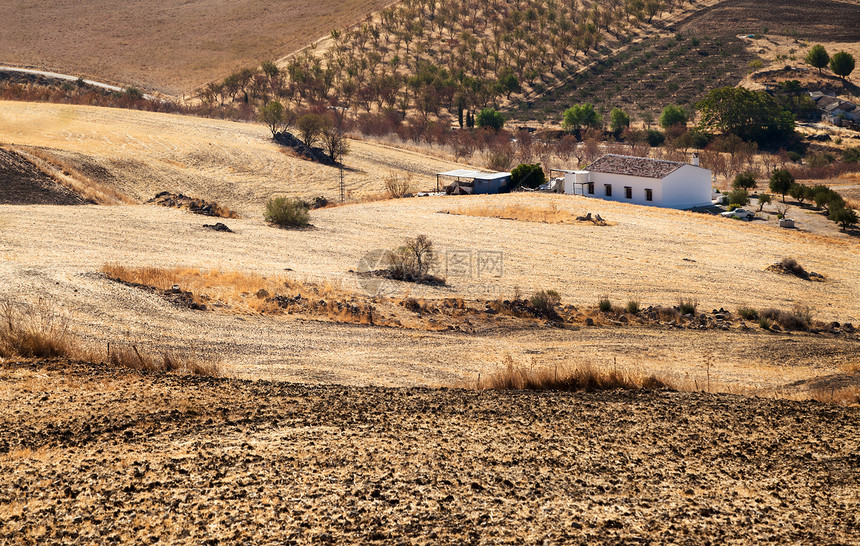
476,355,671,392
0,298,220,377
0,300,71,359
107,345,221,376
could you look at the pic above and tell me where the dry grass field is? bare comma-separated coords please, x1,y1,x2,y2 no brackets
1,101,859,402
0,101,465,215
0,0,393,95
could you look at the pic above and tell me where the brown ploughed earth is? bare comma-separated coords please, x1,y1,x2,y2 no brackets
1,359,858,544
0,0,393,96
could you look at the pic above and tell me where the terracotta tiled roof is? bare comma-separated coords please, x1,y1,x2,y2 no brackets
587,154,685,179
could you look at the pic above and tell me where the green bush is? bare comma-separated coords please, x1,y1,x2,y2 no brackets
264,197,310,228
562,103,603,131
530,290,562,318
732,172,757,190
511,163,546,189
758,316,772,329
726,188,749,206
598,295,612,313
769,168,795,201
829,205,858,231
659,104,688,128
645,129,665,147
842,147,860,163
476,108,505,131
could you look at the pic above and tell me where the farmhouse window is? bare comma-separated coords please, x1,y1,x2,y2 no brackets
645,188,653,201
624,186,632,199
587,183,595,195
604,184,612,197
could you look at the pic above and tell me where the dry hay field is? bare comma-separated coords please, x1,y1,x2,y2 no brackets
0,0,392,96
0,101,859,401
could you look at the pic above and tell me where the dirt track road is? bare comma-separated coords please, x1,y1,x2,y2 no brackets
0,67,157,100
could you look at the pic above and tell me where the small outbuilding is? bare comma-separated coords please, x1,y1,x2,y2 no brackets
559,154,712,209
436,169,512,194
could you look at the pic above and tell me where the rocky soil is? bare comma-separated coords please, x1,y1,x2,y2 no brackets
1,359,857,544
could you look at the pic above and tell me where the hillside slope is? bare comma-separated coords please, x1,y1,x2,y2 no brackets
0,101,466,215
0,0,392,95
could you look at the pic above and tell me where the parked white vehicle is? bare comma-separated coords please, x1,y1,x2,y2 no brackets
721,208,755,220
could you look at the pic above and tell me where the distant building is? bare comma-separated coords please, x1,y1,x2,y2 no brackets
437,169,513,194
811,93,859,126
560,154,712,209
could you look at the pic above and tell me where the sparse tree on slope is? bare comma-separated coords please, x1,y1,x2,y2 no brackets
805,45,829,75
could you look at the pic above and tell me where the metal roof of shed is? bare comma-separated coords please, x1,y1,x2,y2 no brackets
437,169,511,180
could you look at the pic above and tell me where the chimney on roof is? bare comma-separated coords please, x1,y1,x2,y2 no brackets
691,152,700,167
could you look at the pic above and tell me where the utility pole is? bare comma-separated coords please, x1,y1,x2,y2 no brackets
327,105,349,204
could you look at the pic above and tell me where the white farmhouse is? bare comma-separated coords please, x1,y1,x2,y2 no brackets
562,154,712,209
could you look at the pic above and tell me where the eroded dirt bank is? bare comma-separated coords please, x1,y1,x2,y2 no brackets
1,360,857,544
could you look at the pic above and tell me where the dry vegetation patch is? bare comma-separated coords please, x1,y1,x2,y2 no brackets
447,202,611,225
102,264,376,325
147,191,238,218
0,299,220,377
475,355,670,392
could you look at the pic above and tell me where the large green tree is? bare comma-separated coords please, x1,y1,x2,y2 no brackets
805,45,829,75
609,107,630,134
696,87,795,146
658,104,687,128
476,108,505,131
829,51,856,81
562,103,603,131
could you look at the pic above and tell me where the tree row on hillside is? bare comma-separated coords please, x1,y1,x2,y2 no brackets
199,0,689,121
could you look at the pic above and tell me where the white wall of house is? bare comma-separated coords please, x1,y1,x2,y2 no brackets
563,165,712,209
660,165,712,208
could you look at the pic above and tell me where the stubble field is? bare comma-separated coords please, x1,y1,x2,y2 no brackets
1,102,859,399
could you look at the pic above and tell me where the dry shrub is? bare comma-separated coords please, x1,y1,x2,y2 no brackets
780,257,809,279
0,298,220,376
530,289,561,318
383,172,414,198
655,306,680,321
107,346,220,377
807,386,860,406
477,355,671,392
759,306,812,331
0,300,71,359
678,297,697,315
264,196,310,228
